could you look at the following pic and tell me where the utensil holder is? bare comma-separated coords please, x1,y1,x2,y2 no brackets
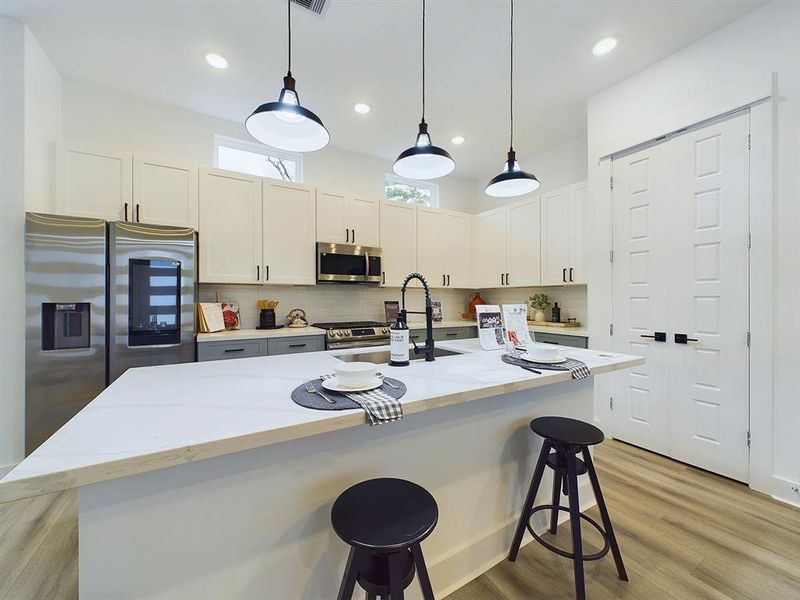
259,309,276,328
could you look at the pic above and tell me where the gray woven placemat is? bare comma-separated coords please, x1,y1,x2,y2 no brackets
502,354,591,379
291,376,407,411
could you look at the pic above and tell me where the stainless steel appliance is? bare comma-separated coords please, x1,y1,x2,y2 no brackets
316,242,382,284
311,321,390,350
25,213,196,454
108,221,196,383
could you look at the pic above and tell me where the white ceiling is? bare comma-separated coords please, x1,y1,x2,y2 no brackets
3,0,765,180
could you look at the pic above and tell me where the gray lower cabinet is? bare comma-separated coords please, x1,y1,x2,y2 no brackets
410,326,478,342
198,335,324,362
532,332,588,349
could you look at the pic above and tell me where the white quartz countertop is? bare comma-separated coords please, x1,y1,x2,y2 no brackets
0,339,639,503
197,326,326,342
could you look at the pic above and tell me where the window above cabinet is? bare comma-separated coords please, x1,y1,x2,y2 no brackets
214,135,303,183
384,174,438,208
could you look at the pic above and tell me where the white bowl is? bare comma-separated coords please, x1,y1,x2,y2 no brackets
333,362,378,389
526,343,561,362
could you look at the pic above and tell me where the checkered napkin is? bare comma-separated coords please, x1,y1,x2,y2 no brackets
506,351,592,380
320,375,403,426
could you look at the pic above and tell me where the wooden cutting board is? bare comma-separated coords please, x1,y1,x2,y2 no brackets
527,321,582,328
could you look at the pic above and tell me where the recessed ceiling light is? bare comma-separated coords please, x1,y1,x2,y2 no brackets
354,103,371,114
205,53,228,69
451,136,465,145
592,37,618,56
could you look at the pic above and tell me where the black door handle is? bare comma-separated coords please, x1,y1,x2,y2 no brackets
640,332,667,342
674,333,699,344
562,268,567,283
569,267,573,282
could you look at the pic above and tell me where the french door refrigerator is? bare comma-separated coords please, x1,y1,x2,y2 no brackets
25,213,196,454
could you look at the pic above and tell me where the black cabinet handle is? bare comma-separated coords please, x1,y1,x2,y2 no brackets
562,268,567,283
446,332,458,337
442,274,446,286
124,202,129,221
136,204,141,222
382,271,386,285
447,274,451,286
640,332,667,342
569,267,573,282
265,265,269,281
346,229,349,242
256,265,260,281
288,343,307,348
506,272,510,286
501,273,505,285
674,333,699,344
351,229,355,243
224,348,245,353
541,340,559,345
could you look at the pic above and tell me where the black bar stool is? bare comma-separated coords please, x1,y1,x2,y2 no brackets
332,478,438,600
508,416,628,600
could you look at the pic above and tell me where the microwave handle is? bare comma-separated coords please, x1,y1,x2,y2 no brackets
364,251,369,282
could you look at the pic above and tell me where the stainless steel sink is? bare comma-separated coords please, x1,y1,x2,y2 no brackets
335,347,462,363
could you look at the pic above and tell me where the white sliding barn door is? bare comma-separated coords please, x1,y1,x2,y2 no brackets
612,111,751,482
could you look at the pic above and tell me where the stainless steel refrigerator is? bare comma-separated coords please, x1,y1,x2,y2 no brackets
25,213,196,454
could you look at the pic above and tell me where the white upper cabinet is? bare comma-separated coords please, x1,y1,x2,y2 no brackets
541,182,586,285
316,191,380,247
132,156,198,228
55,145,132,220
507,197,542,287
198,168,262,284
262,181,316,285
417,207,473,288
475,196,541,288
380,200,417,287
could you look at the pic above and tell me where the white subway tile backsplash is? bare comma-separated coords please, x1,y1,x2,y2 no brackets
479,285,588,326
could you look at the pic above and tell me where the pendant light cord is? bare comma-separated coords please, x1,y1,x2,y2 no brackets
509,0,514,151
421,0,426,123
287,0,292,74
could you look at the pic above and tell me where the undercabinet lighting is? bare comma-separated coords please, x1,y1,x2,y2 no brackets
354,103,371,114
205,53,228,69
592,37,618,56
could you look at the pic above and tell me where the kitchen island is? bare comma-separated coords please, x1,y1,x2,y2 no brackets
0,339,641,599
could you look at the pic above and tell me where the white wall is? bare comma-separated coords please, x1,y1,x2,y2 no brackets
61,80,479,213
0,17,27,468
23,27,62,212
473,135,587,213
586,0,800,505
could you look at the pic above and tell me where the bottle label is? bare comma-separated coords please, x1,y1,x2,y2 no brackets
390,329,409,363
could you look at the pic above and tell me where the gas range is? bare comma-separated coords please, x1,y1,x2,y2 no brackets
311,320,391,350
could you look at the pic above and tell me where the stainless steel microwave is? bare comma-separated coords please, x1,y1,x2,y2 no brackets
317,242,382,283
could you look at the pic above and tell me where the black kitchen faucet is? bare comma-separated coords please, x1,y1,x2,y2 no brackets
399,272,435,362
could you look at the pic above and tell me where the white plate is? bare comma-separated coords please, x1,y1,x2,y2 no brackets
321,377,383,393
520,354,568,364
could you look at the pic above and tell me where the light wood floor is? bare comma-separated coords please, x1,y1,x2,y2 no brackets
1,440,798,600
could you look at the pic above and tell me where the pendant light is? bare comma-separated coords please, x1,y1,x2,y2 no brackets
485,0,539,197
393,0,455,180
246,0,329,153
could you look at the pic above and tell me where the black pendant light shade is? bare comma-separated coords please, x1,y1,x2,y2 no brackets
393,121,455,180
246,1,329,152
485,150,540,197
485,0,539,197
393,0,456,180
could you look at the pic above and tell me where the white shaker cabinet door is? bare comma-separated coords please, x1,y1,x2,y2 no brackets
416,208,448,288
263,180,316,285
380,200,417,287
316,190,348,244
133,156,197,228
443,211,473,288
568,182,588,284
198,168,262,284
540,187,571,285
55,145,132,220
348,196,381,247
474,207,507,289
506,196,541,287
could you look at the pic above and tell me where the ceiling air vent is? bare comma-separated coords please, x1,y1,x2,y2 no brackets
292,0,329,17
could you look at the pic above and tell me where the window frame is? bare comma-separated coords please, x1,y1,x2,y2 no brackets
384,173,440,208
213,134,304,183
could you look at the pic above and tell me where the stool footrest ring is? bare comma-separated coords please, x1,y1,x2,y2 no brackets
526,505,610,561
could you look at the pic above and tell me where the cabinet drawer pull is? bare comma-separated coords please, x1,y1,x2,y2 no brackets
288,343,307,348
562,268,567,283
446,332,458,337
224,348,245,353
541,340,559,345
569,267,573,282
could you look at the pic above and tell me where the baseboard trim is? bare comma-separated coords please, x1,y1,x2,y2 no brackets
429,478,595,598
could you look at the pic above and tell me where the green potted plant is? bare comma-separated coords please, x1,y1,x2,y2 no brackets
528,293,551,322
